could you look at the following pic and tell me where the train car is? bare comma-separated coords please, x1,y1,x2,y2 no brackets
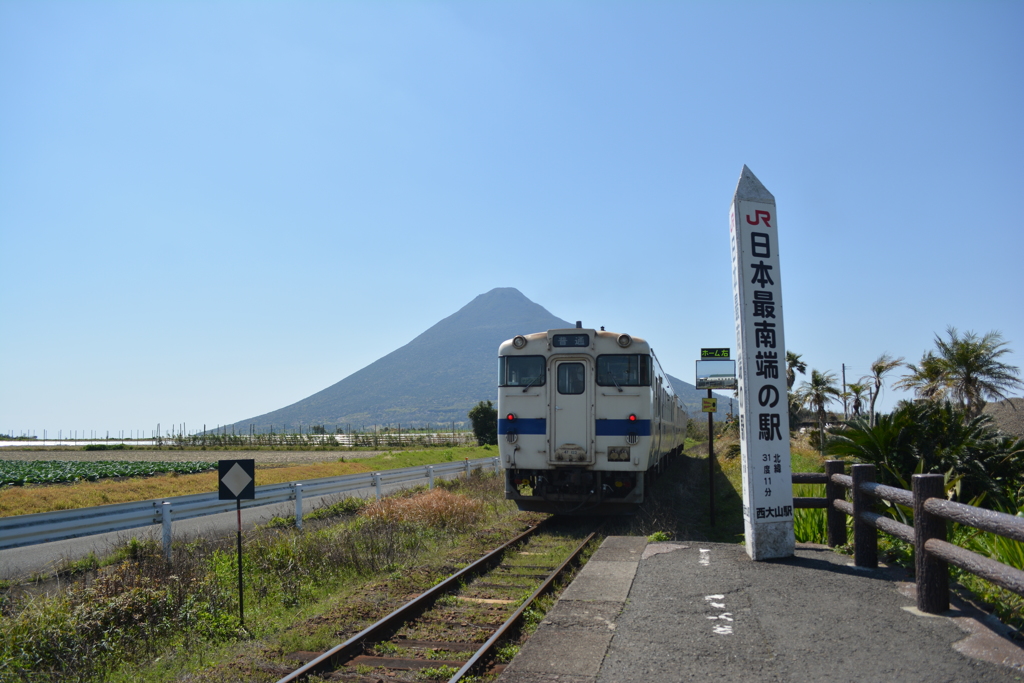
498,325,689,514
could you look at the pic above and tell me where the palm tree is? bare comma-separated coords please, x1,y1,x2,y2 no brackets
797,369,842,456
786,351,807,390
931,327,1023,419
866,353,904,426
847,381,868,417
894,351,948,402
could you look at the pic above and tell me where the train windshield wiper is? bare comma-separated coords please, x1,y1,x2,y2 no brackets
522,376,540,393
612,376,623,393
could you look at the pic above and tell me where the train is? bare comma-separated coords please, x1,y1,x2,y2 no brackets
498,324,689,514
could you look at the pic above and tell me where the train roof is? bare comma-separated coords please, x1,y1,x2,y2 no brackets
498,328,651,355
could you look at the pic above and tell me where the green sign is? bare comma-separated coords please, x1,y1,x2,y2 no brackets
701,348,730,358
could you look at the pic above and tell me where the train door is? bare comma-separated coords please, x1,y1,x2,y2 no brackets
550,358,593,464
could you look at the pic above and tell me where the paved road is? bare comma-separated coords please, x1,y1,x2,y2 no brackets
500,538,1024,683
0,477,441,581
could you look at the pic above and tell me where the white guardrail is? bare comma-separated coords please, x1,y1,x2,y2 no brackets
0,457,502,552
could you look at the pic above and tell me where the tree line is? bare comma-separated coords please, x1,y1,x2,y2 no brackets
790,327,1024,507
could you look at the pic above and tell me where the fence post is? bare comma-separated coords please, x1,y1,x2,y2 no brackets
294,484,303,530
851,463,877,568
825,460,847,548
913,474,949,613
161,501,172,561
428,466,435,490
374,472,382,500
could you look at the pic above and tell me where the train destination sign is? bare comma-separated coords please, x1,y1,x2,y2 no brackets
701,348,731,358
552,334,589,348
695,359,738,390
730,165,795,561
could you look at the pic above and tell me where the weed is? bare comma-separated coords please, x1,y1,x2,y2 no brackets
419,665,460,680
792,484,827,544
495,642,519,663
361,488,485,530
55,551,100,578
434,593,460,607
647,531,671,542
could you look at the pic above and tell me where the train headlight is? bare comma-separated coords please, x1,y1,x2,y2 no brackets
512,335,527,349
616,334,632,348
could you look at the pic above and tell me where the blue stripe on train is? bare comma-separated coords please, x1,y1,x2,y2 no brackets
498,418,651,436
498,418,546,435
595,419,652,436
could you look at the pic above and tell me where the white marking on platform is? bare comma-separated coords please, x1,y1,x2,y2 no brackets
699,548,710,565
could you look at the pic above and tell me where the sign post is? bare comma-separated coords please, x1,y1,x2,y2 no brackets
730,165,795,560
219,459,255,626
696,351,736,528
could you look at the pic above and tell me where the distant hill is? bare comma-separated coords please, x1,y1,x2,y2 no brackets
220,288,729,433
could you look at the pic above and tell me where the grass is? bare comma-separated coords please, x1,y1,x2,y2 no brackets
0,470,529,682
0,445,495,517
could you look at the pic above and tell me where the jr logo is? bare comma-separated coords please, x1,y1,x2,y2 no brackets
745,210,772,227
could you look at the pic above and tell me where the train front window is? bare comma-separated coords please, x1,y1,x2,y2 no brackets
557,363,585,395
501,356,546,387
597,355,652,387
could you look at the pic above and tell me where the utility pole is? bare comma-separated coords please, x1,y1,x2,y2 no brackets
842,363,848,420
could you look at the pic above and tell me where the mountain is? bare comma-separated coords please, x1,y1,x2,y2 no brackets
223,288,570,432
221,287,729,433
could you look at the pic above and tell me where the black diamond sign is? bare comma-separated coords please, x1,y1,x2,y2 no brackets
218,459,255,500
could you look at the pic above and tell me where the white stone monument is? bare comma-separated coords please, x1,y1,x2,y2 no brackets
730,165,795,560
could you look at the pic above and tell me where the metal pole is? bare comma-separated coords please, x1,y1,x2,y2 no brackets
236,499,244,627
294,484,303,530
162,501,172,561
708,389,715,526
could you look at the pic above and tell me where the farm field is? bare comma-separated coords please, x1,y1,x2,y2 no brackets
0,448,393,465
0,446,496,517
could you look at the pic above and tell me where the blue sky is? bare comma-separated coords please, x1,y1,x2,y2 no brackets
2,1,1022,436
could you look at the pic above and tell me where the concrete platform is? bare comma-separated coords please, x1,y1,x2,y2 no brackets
499,538,1024,683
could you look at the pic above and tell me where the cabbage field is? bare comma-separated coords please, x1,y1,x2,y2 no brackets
0,460,217,485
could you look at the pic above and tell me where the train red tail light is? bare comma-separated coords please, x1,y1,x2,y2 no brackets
506,413,516,422
628,414,637,422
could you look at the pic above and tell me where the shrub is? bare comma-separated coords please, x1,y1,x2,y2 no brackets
360,488,484,530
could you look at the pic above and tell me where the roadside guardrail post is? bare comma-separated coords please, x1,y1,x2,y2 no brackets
913,474,949,613
493,457,500,474
427,466,435,489
374,473,382,500
294,484,303,530
464,458,471,478
162,501,172,561
851,464,877,568
825,460,847,548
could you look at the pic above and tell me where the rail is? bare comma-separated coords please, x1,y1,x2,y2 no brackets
793,460,1024,613
0,457,501,553
274,523,598,682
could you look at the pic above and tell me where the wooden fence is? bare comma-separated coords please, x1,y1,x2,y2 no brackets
794,461,1024,614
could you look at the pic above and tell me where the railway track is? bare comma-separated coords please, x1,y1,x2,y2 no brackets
273,521,598,682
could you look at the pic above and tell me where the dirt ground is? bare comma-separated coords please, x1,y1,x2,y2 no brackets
0,449,391,466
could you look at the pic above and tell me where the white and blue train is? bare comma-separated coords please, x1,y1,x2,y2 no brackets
498,325,689,514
